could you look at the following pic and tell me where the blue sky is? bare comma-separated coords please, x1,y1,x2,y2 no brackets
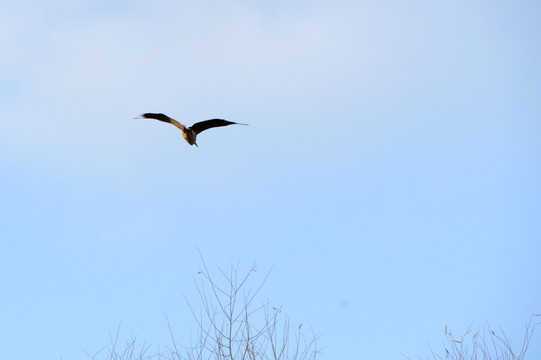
1,1,540,359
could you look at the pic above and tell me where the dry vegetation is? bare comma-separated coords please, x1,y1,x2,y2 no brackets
84,260,318,360
408,314,540,360
84,260,538,360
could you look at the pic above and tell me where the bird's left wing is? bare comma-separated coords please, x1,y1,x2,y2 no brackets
140,113,184,131
190,119,248,135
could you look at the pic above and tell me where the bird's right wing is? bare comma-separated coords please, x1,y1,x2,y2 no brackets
190,119,247,134
140,113,184,131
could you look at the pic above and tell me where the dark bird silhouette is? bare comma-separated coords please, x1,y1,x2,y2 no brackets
138,113,247,147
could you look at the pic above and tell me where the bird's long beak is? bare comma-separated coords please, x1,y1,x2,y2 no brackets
194,142,198,147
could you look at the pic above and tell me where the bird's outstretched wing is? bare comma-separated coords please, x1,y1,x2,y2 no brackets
140,113,184,131
190,119,248,135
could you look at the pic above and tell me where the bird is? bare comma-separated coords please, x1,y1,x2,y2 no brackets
138,113,248,147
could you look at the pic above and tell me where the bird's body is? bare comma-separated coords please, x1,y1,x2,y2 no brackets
139,113,247,147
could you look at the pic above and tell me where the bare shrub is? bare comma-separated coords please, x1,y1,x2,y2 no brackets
85,260,318,360
174,259,318,360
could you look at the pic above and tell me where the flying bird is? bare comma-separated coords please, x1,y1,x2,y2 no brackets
138,113,248,147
